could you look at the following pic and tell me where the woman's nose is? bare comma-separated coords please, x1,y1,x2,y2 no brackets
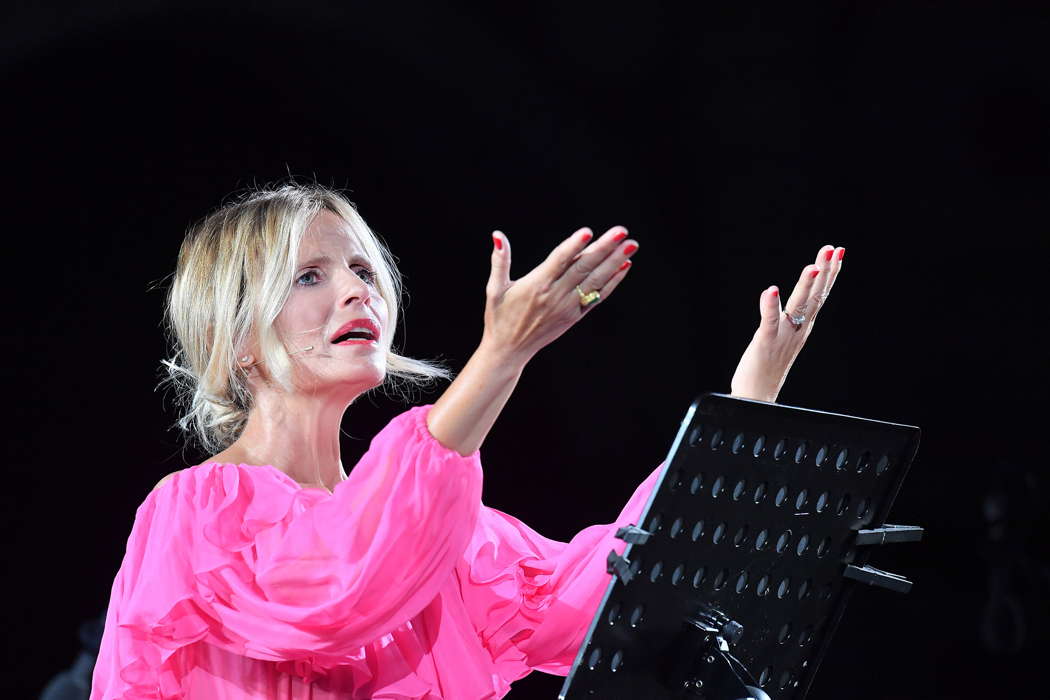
340,269,372,307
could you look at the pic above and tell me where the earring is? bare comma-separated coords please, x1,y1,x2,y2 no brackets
239,355,252,364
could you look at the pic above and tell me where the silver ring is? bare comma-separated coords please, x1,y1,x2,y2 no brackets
786,310,806,328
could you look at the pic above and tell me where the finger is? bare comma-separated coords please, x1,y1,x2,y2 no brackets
574,232,638,294
807,244,840,322
557,226,632,289
824,246,845,297
583,257,633,311
782,264,821,326
486,231,511,299
755,285,781,341
535,227,594,283
812,244,835,269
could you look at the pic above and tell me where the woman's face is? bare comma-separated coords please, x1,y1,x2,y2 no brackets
270,210,389,396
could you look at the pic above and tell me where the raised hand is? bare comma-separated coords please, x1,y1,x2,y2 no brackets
482,226,638,364
427,226,638,455
730,245,845,403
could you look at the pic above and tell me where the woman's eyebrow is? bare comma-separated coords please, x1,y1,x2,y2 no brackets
299,253,371,268
299,254,334,268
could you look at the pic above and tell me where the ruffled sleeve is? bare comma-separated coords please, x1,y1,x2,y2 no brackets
459,461,665,682
91,405,482,699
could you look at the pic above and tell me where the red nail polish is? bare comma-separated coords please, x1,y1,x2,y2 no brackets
824,249,833,262
581,231,593,242
810,268,819,278
838,248,845,261
623,243,638,256
620,260,632,271
613,231,628,242
771,288,779,297
492,235,502,251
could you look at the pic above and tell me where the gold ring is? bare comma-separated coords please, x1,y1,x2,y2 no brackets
576,285,601,308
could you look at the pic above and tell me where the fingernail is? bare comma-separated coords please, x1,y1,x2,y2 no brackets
613,231,628,242
623,243,638,256
824,249,834,262
810,268,820,278
771,287,779,297
838,247,845,261
581,230,593,242
492,234,502,251
620,260,632,271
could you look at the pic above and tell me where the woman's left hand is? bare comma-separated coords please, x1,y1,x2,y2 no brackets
729,244,845,403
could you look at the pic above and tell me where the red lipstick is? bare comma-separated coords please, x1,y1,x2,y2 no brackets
329,318,381,345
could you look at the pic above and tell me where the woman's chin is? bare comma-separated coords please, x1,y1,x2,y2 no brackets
296,364,385,396
342,365,386,392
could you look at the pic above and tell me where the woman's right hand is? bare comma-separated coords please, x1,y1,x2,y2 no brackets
427,227,638,456
481,226,638,364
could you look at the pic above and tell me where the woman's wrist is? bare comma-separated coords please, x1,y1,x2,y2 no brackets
729,380,779,403
475,333,532,374
426,339,527,456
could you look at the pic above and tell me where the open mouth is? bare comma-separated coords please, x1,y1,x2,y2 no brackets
330,319,380,344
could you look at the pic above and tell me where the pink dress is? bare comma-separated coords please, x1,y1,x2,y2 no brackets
91,405,663,699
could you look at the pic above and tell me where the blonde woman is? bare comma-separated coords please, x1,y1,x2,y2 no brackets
90,183,844,699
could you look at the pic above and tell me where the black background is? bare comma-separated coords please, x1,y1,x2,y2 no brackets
3,1,1047,698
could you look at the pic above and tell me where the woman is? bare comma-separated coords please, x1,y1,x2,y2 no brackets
90,183,843,699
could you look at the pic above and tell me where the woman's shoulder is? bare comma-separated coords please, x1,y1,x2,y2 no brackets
150,460,277,494
152,471,179,492
148,464,309,527
153,439,259,493
150,462,214,492
141,462,304,552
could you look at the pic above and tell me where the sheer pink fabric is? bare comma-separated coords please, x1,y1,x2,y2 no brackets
91,405,663,699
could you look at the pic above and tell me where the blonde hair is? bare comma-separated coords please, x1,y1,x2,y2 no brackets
160,181,449,454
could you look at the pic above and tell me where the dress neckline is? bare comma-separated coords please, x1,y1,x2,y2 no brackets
197,461,336,495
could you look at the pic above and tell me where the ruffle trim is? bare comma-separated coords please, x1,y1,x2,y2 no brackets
460,504,647,682
108,405,478,699
461,514,567,682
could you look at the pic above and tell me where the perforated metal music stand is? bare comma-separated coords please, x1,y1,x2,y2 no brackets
559,393,923,700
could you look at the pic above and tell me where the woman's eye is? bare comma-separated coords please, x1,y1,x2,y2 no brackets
295,270,319,286
354,266,377,285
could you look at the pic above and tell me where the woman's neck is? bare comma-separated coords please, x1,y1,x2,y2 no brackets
221,390,350,493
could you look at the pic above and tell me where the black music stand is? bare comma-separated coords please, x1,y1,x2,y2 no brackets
559,393,923,700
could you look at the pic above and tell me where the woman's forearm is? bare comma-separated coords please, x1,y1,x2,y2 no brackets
426,340,526,456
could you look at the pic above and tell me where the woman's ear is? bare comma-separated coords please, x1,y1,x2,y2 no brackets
234,333,259,370
235,341,271,385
